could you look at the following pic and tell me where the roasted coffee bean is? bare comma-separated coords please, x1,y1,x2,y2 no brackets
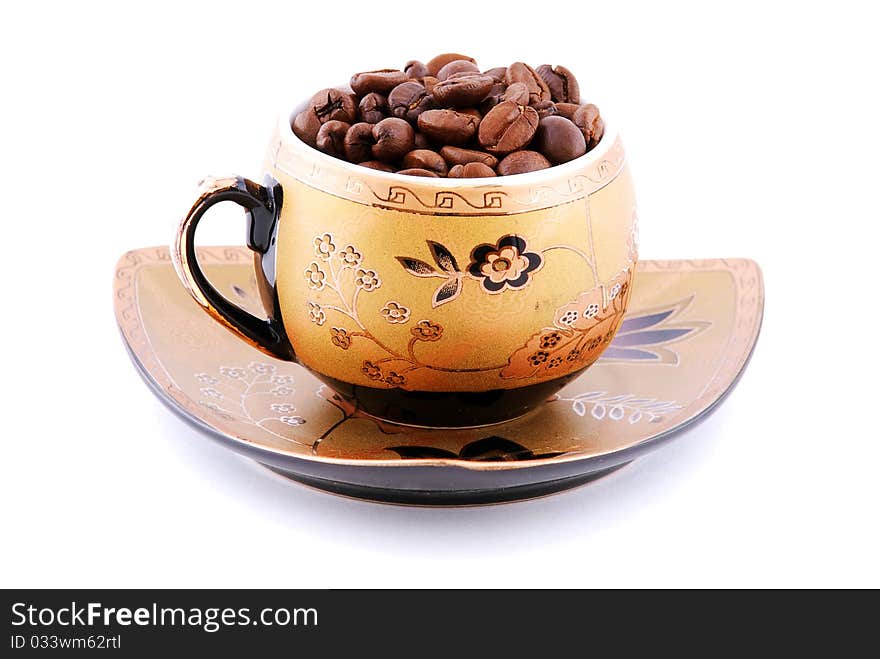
404,60,429,79
439,146,498,169
572,103,605,146
358,93,387,124
535,64,580,103
293,88,358,145
417,109,479,146
554,102,581,120
458,108,482,121
396,167,440,177
358,160,394,172
505,62,551,105
448,162,496,178
401,149,448,175
496,150,551,175
478,100,539,154
532,100,558,119
533,116,586,163
388,81,433,123
432,74,494,107
422,76,439,94
426,53,477,76
503,82,530,105
292,110,322,147
350,69,409,96
315,120,350,158
436,59,480,81
483,66,507,82
372,118,414,161
343,122,376,163
480,81,507,113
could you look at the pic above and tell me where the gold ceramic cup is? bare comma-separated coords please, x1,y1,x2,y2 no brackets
173,97,638,427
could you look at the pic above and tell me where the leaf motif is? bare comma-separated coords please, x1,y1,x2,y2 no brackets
396,256,437,277
573,391,606,401
427,241,459,273
432,276,462,308
609,405,625,421
387,446,459,460
591,403,607,420
628,412,642,424
572,400,587,416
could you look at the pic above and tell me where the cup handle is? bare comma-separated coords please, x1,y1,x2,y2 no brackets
171,174,294,361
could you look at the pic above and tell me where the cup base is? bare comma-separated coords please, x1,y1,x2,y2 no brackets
313,368,589,428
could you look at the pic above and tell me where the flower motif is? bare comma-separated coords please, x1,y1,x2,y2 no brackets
330,327,352,350
308,301,326,326
411,320,443,342
608,283,622,300
527,351,550,367
467,235,543,293
271,386,293,396
271,375,295,385
539,331,563,349
219,366,246,379
249,362,275,374
200,387,223,399
195,373,218,384
361,360,383,380
384,371,406,387
271,403,296,413
355,268,381,291
304,262,326,290
338,245,363,268
553,287,605,331
314,233,336,260
558,310,579,326
279,415,306,426
380,301,411,324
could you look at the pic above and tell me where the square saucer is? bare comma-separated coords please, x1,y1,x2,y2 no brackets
115,248,762,505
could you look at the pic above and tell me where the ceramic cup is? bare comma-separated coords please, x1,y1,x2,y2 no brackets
172,95,638,427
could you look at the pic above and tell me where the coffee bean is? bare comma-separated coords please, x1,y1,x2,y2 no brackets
535,64,580,103
533,116,586,164
479,81,507,113
422,76,439,94
532,100,558,119
503,82,530,105
358,93,387,124
448,162,496,178
436,59,481,81
293,88,358,144
554,102,581,120
358,160,395,172
343,122,376,163
372,118,414,162
350,69,409,96
572,103,604,147
401,149,448,175
458,108,482,121
496,150,552,175
292,110,322,147
396,168,440,177
478,100,539,154
315,120,350,158
432,74,494,107
426,53,477,76
404,60,429,79
505,62,551,105
388,81,433,123
483,66,507,82
439,146,498,169
417,109,479,146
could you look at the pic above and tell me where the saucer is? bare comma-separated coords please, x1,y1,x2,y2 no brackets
115,247,763,505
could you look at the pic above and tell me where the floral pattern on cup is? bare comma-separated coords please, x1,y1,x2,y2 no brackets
304,262,326,290
307,301,326,326
467,235,543,293
380,301,411,324
501,268,632,380
314,233,336,260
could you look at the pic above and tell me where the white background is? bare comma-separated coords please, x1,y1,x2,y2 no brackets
1,1,878,588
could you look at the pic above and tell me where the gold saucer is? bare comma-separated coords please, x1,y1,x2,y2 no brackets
115,247,763,505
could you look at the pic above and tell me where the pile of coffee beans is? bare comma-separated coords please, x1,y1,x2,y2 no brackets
292,54,604,178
